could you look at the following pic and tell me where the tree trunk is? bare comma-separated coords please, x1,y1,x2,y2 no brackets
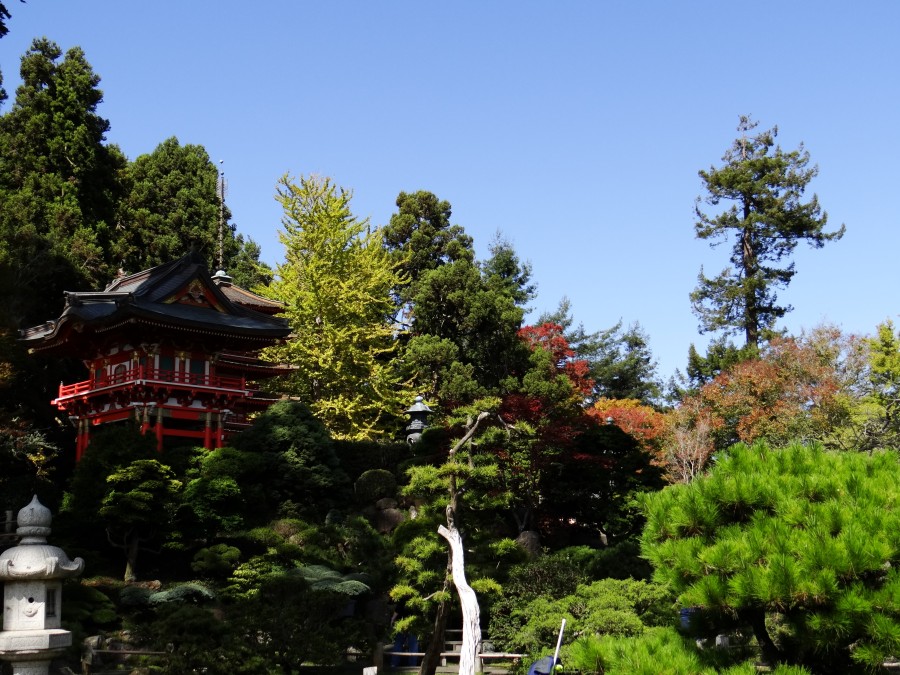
418,591,450,675
743,608,780,666
741,221,759,350
438,523,481,675
124,534,140,583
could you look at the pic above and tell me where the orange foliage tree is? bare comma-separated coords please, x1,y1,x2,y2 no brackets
588,398,667,458
684,335,849,452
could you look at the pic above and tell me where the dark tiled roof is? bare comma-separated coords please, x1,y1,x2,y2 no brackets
21,253,289,352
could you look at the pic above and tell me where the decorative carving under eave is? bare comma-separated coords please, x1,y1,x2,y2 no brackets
0,555,84,580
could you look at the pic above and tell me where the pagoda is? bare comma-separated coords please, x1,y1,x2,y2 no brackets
19,253,292,458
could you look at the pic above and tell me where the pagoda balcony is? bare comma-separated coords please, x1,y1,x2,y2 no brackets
55,365,250,405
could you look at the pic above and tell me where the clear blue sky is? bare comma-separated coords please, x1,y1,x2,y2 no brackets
2,1,898,384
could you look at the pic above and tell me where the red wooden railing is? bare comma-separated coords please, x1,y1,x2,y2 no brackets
57,365,247,399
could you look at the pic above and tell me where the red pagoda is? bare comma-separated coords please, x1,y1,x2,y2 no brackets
19,253,292,458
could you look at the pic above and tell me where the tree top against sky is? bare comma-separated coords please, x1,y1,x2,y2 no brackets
0,2,896,381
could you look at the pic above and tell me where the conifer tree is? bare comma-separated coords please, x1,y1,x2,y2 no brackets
642,442,900,673
691,116,844,349
382,190,474,307
262,174,411,440
0,39,124,326
114,137,238,272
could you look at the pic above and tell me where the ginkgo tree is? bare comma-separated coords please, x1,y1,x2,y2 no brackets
262,174,412,439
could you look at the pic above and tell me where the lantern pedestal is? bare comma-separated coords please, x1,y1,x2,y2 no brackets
0,497,84,675
0,628,71,675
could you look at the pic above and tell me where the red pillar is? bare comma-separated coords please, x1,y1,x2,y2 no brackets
76,418,91,460
140,405,150,435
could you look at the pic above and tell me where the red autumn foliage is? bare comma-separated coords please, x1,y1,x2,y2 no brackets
517,322,594,396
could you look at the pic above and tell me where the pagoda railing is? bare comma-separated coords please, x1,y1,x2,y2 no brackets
57,365,248,400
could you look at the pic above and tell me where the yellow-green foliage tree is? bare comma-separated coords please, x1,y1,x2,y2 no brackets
262,174,411,440
840,321,900,453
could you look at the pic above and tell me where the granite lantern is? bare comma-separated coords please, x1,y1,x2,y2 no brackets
0,496,84,675
405,395,433,444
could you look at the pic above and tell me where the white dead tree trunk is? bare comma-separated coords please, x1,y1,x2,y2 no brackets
438,411,491,675
438,522,481,675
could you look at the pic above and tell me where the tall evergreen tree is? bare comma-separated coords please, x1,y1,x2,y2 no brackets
691,116,844,349
114,137,238,273
405,257,528,403
0,38,124,326
384,193,530,406
382,190,474,308
262,174,411,440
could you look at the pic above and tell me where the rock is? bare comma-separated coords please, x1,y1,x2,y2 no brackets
515,530,541,558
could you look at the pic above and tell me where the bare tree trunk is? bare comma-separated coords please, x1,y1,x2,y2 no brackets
438,523,481,675
427,410,491,675
124,535,139,583
418,589,450,675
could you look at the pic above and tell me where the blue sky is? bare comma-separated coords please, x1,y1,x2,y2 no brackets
2,2,898,384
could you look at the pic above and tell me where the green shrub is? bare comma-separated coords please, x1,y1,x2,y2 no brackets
492,577,674,656
148,582,215,605
565,627,812,674
354,468,397,502
191,543,242,579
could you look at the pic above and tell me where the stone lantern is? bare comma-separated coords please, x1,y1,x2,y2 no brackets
405,396,433,444
0,496,84,675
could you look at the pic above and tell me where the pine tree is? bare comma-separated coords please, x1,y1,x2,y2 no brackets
642,441,900,673
691,116,844,349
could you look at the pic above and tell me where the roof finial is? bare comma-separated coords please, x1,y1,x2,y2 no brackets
217,159,227,271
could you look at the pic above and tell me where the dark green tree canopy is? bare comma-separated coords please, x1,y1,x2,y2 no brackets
114,136,236,273
691,116,845,349
387,193,534,405
383,190,474,306
0,38,124,325
407,258,527,401
230,400,350,520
